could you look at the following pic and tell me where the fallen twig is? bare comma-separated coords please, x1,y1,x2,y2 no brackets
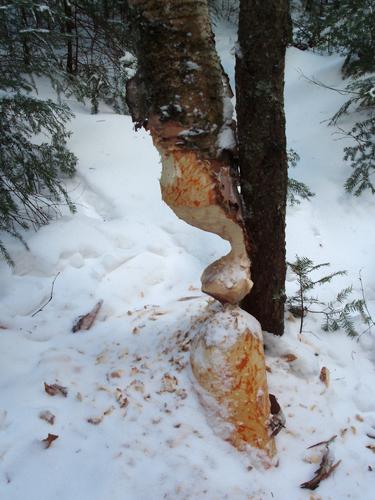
301,452,341,490
307,434,337,449
302,436,340,490
31,272,61,317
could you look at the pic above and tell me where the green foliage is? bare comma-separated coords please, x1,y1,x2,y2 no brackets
0,1,82,265
292,1,375,78
287,149,315,205
343,116,375,195
0,1,136,264
291,0,328,50
293,1,375,197
0,93,77,265
326,76,375,196
321,0,375,78
208,0,239,25
287,256,367,336
0,1,135,114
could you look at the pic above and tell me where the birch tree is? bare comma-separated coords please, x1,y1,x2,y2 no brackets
126,0,276,462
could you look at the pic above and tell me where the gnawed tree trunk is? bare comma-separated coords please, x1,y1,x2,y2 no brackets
127,0,275,461
190,304,276,459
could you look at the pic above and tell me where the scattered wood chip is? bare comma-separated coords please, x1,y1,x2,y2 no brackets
72,300,103,333
301,448,341,490
87,415,103,425
129,379,145,393
319,367,330,388
176,388,188,400
104,406,114,416
355,414,364,422
160,373,178,393
44,382,68,398
281,353,298,363
132,327,140,334
366,445,375,453
95,351,108,364
115,388,129,409
340,428,348,437
110,370,124,379
303,454,323,465
42,433,59,449
39,410,55,425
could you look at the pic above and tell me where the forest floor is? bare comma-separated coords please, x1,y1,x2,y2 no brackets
0,22,375,500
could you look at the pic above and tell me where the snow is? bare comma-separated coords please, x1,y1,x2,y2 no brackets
1,22,375,500
202,304,261,349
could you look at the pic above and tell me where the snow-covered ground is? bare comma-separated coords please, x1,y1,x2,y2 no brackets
1,25,375,500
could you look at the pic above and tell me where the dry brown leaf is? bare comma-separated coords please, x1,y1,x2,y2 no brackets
110,370,124,379
366,445,375,453
281,353,298,363
319,367,330,388
39,410,55,425
44,382,68,398
355,414,364,422
42,433,59,449
72,300,103,333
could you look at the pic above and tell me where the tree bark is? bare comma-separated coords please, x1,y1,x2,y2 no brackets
127,0,276,460
236,0,290,336
64,0,74,74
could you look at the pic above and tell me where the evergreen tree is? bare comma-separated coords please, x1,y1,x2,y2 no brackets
321,0,375,77
0,2,77,265
292,1,375,196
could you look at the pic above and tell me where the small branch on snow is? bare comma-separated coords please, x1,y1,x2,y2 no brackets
307,434,337,449
31,272,61,317
301,436,340,490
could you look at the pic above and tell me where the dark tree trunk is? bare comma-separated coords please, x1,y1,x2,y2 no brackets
20,7,31,67
64,0,74,74
235,0,290,336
